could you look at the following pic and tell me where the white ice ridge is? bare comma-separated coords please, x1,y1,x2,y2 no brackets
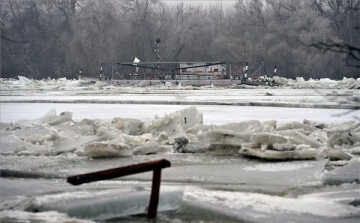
1,106,359,160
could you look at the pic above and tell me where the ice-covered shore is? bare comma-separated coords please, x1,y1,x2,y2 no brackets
0,75,359,90
0,76,359,222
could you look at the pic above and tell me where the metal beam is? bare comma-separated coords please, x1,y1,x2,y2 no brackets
67,159,171,219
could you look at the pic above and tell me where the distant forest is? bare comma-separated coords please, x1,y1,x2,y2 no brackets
1,0,359,80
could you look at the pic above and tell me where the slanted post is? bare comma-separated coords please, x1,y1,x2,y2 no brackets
67,159,171,219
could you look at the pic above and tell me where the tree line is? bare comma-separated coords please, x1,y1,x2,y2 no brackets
1,0,359,80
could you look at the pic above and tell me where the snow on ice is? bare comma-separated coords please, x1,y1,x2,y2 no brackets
0,76,359,222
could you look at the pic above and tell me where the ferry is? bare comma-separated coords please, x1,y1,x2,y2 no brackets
80,61,280,87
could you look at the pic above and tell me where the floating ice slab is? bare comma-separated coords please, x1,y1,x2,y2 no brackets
323,159,360,185
182,186,360,223
0,210,95,223
28,189,183,221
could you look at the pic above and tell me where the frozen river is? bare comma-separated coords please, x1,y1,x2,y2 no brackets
1,79,359,223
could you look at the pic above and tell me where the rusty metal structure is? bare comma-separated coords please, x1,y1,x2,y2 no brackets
67,159,171,219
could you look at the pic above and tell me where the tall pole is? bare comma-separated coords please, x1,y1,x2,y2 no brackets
155,39,161,62
229,62,232,80
157,42,160,65
111,63,113,80
78,69,82,80
100,63,103,81
155,38,161,79
273,65,277,77
244,62,248,81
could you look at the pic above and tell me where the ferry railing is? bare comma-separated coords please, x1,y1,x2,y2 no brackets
67,159,171,219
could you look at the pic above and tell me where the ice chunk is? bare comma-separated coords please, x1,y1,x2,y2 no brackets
303,119,327,129
278,130,324,148
31,189,183,221
30,109,57,125
261,120,277,132
271,143,296,151
197,129,251,144
327,130,360,148
96,127,117,140
17,76,33,85
133,141,161,155
174,138,209,153
15,125,51,140
46,115,72,126
208,143,241,156
84,141,132,158
0,135,25,155
276,121,317,132
157,132,169,143
324,149,353,161
323,158,360,185
239,146,320,160
143,106,203,137
250,133,289,144
320,78,338,87
53,121,82,137
18,142,50,156
217,120,262,133
308,129,328,144
298,185,360,207
124,134,152,148
183,186,360,222
78,119,97,135
186,123,216,135
113,118,144,135
185,142,209,153
52,135,105,155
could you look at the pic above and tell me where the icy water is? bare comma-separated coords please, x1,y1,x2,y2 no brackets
1,79,359,223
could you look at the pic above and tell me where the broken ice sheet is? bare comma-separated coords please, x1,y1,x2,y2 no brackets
182,186,360,222
5,187,183,221
0,210,96,223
